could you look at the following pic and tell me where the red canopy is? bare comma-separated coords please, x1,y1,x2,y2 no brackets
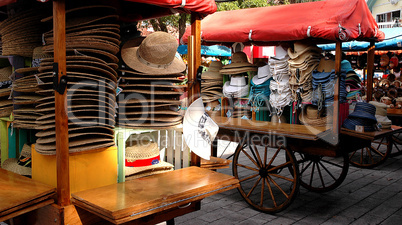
0,0,216,19
182,0,384,45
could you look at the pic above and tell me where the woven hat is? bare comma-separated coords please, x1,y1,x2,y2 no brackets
2,144,32,176
0,66,12,82
125,140,173,178
183,97,219,160
390,56,399,69
202,61,223,80
220,51,257,74
316,58,335,73
380,54,390,67
252,64,271,85
287,41,321,59
299,104,332,127
121,32,186,75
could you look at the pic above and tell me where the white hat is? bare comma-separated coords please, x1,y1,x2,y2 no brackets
183,98,219,160
252,64,271,85
223,75,249,98
274,45,288,60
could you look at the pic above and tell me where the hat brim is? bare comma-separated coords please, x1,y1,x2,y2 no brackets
220,66,257,75
125,163,174,179
121,45,186,75
2,158,32,176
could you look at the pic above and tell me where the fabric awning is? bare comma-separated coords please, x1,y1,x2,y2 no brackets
319,27,402,51
0,0,216,19
182,0,384,45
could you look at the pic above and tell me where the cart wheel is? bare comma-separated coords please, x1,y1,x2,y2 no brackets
391,133,402,157
232,136,299,213
349,136,391,168
292,151,349,193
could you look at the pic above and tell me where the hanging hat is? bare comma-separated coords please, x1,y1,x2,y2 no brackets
121,31,186,75
2,144,32,176
273,45,288,60
220,51,257,74
183,98,219,160
0,66,12,83
380,54,390,67
287,41,321,59
341,60,354,73
223,75,249,98
124,140,173,179
389,55,399,69
252,64,271,85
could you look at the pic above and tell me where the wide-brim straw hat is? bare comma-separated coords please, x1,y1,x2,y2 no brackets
121,32,186,75
221,51,255,70
35,139,115,155
208,61,223,72
299,105,333,127
2,144,32,176
125,140,173,178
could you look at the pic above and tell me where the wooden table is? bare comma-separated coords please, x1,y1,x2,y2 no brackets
0,168,56,222
72,166,239,224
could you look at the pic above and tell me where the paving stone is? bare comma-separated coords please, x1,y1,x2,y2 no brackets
381,214,402,225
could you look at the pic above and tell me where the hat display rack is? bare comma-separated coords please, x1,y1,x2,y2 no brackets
118,31,186,129
33,5,120,155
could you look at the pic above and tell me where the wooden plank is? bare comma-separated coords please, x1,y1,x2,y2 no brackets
340,125,402,141
0,193,55,217
366,41,375,102
166,130,174,165
211,115,328,141
333,41,342,145
0,168,56,215
201,156,231,170
387,108,402,117
174,130,182,169
53,0,70,207
0,199,54,223
71,167,239,223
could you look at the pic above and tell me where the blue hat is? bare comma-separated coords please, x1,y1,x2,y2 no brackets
348,102,377,122
342,117,376,132
341,60,354,73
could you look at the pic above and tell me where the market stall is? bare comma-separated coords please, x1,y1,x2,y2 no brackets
0,0,241,224
182,0,400,213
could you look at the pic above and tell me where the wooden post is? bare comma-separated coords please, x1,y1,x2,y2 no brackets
366,41,375,102
332,41,342,145
53,0,70,206
189,13,201,167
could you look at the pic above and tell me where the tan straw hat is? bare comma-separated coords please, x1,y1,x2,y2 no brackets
2,144,32,176
0,66,12,82
125,140,173,178
299,104,332,127
220,52,257,74
121,32,186,75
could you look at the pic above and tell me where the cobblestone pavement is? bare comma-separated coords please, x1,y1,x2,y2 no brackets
174,141,402,225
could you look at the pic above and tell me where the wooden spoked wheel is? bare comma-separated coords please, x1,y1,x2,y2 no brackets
292,152,349,193
349,137,391,168
232,136,299,213
391,133,402,157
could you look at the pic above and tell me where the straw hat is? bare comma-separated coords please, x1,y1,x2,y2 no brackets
220,51,257,74
2,144,32,176
121,32,186,75
0,66,12,82
124,140,173,179
299,105,332,127
287,42,321,59
223,75,249,98
202,61,223,80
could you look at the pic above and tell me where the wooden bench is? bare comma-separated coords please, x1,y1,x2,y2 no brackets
71,166,239,224
0,168,56,222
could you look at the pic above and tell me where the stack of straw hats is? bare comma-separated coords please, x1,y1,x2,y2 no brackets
221,51,256,98
369,101,392,129
125,140,173,180
118,32,186,129
201,61,223,103
0,7,48,57
269,46,291,118
12,67,44,129
0,65,12,117
34,5,119,155
249,64,273,112
288,42,321,103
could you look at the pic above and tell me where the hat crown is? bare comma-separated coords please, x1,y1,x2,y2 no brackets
257,64,270,79
231,52,249,65
125,141,160,161
138,32,178,65
275,45,288,59
208,61,223,72
20,144,31,158
305,105,323,119
230,75,246,87
354,102,376,116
